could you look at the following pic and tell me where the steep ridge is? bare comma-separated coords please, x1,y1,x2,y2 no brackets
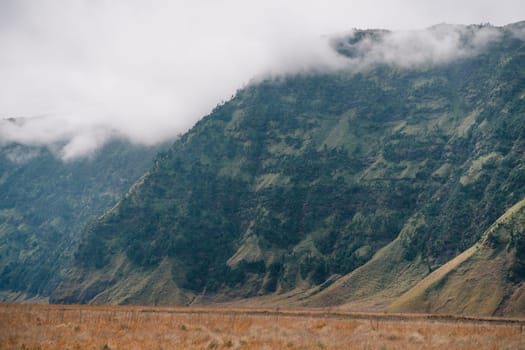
303,222,430,310
389,198,525,316
53,23,525,314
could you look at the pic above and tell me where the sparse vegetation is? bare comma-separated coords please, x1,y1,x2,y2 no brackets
1,304,524,349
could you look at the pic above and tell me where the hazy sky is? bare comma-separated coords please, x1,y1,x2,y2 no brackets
0,0,523,158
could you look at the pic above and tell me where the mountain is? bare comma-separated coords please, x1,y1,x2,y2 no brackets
52,22,525,315
0,139,163,302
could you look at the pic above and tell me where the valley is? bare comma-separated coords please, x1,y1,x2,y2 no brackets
1,22,524,320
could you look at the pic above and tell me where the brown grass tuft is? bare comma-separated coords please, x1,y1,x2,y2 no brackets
1,303,524,349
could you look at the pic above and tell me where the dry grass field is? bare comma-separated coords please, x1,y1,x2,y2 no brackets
1,303,524,349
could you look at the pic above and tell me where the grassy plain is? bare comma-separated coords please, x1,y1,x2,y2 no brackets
1,303,524,349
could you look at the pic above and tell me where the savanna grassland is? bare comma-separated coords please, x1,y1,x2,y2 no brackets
1,304,524,349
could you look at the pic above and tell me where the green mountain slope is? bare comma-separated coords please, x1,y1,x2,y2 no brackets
0,139,163,301
53,23,525,314
389,198,525,316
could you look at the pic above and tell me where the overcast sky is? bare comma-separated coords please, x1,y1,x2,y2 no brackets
0,0,523,159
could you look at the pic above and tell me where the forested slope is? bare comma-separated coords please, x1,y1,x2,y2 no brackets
53,23,525,315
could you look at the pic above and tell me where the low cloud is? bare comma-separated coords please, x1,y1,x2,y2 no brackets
333,24,503,70
0,1,522,159
1,143,42,164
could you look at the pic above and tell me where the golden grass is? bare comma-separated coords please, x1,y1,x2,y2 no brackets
388,244,480,313
389,198,525,316
1,304,525,350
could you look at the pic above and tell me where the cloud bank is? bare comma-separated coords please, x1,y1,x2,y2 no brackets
0,0,523,159
333,24,503,69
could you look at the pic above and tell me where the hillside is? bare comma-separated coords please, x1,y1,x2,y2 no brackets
53,22,525,315
388,198,525,316
0,139,163,301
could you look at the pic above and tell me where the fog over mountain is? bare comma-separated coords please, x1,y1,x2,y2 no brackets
0,0,523,158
